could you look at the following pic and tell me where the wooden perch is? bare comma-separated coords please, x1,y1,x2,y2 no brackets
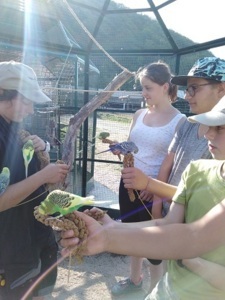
62,70,134,167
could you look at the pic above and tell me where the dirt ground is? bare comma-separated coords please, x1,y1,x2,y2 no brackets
51,253,151,300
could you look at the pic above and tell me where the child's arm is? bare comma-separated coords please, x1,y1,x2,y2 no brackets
151,195,163,219
157,151,175,184
151,119,185,217
61,199,225,259
121,167,177,199
0,163,69,212
182,257,225,291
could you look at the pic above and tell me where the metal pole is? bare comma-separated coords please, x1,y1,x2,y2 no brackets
81,54,90,196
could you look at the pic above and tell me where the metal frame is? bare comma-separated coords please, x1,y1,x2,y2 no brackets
1,0,225,197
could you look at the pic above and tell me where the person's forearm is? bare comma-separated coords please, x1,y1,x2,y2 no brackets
105,225,196,259
148,177,177,199
152,196,163,219
120,218,157,229
116,212,174,229
0,171,46,211
182,257,225,291
156,151,175,183
105,214,225,259
60,200,225,259
122,167,177,198
106,220,178,258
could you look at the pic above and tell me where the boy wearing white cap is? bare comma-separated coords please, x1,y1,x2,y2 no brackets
0,61,69,299
61,99,225,299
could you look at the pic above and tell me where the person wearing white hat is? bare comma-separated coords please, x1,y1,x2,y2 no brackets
60,103,225,299
0,61,69,299
0,60,51,104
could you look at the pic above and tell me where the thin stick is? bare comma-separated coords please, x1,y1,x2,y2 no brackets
67,253,72,283
138,193,154,220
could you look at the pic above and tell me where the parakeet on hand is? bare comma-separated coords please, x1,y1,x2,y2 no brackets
22,139,34,178
0,167,10,196
38,190,95,217
97,141,139,155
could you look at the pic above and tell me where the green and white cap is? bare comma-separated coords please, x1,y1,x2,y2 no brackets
171,57,225,86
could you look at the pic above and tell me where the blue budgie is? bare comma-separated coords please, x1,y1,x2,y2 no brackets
97,141,139,155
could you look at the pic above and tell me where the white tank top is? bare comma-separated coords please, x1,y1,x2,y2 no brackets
130,109,185,178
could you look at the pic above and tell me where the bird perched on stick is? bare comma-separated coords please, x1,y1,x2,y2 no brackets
38,190,95,217
96,141,138,156
98,131,122,160
0,167,10,196
98,131,111,142
97,140,138,201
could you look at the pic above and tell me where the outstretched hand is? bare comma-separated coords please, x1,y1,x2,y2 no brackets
60,208,116,257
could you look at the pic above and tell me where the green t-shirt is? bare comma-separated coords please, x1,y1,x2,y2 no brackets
150,159,225,300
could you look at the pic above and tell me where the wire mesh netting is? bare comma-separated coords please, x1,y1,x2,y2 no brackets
86,111,132,208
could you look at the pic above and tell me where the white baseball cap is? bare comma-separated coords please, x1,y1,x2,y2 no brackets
188,96,225,126
0,61,51,104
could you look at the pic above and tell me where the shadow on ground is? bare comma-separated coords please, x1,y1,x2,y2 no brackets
52,253,150,300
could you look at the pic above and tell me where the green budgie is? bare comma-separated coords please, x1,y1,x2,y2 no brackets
0,167,10,195
22,139,34,178
98,132,110,140
38,190,95,217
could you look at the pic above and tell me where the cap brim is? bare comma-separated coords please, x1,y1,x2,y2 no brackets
171,75,190,86
188,111,225,126
19,89,52,104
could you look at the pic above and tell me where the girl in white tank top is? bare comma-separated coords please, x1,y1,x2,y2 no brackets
112,61,185,297
130,109,184,178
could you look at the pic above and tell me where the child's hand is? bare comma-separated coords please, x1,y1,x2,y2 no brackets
60,210,115,257
122,167,149,190
139,190,153,202
40,163,69,184
24,134,46,152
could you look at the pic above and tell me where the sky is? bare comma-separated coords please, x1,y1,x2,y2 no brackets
113,0,225,59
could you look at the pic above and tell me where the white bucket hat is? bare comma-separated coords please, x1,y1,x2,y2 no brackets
188,96,225,126
0,61,51,104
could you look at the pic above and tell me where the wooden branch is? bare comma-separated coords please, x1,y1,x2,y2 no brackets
62,70,134,167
